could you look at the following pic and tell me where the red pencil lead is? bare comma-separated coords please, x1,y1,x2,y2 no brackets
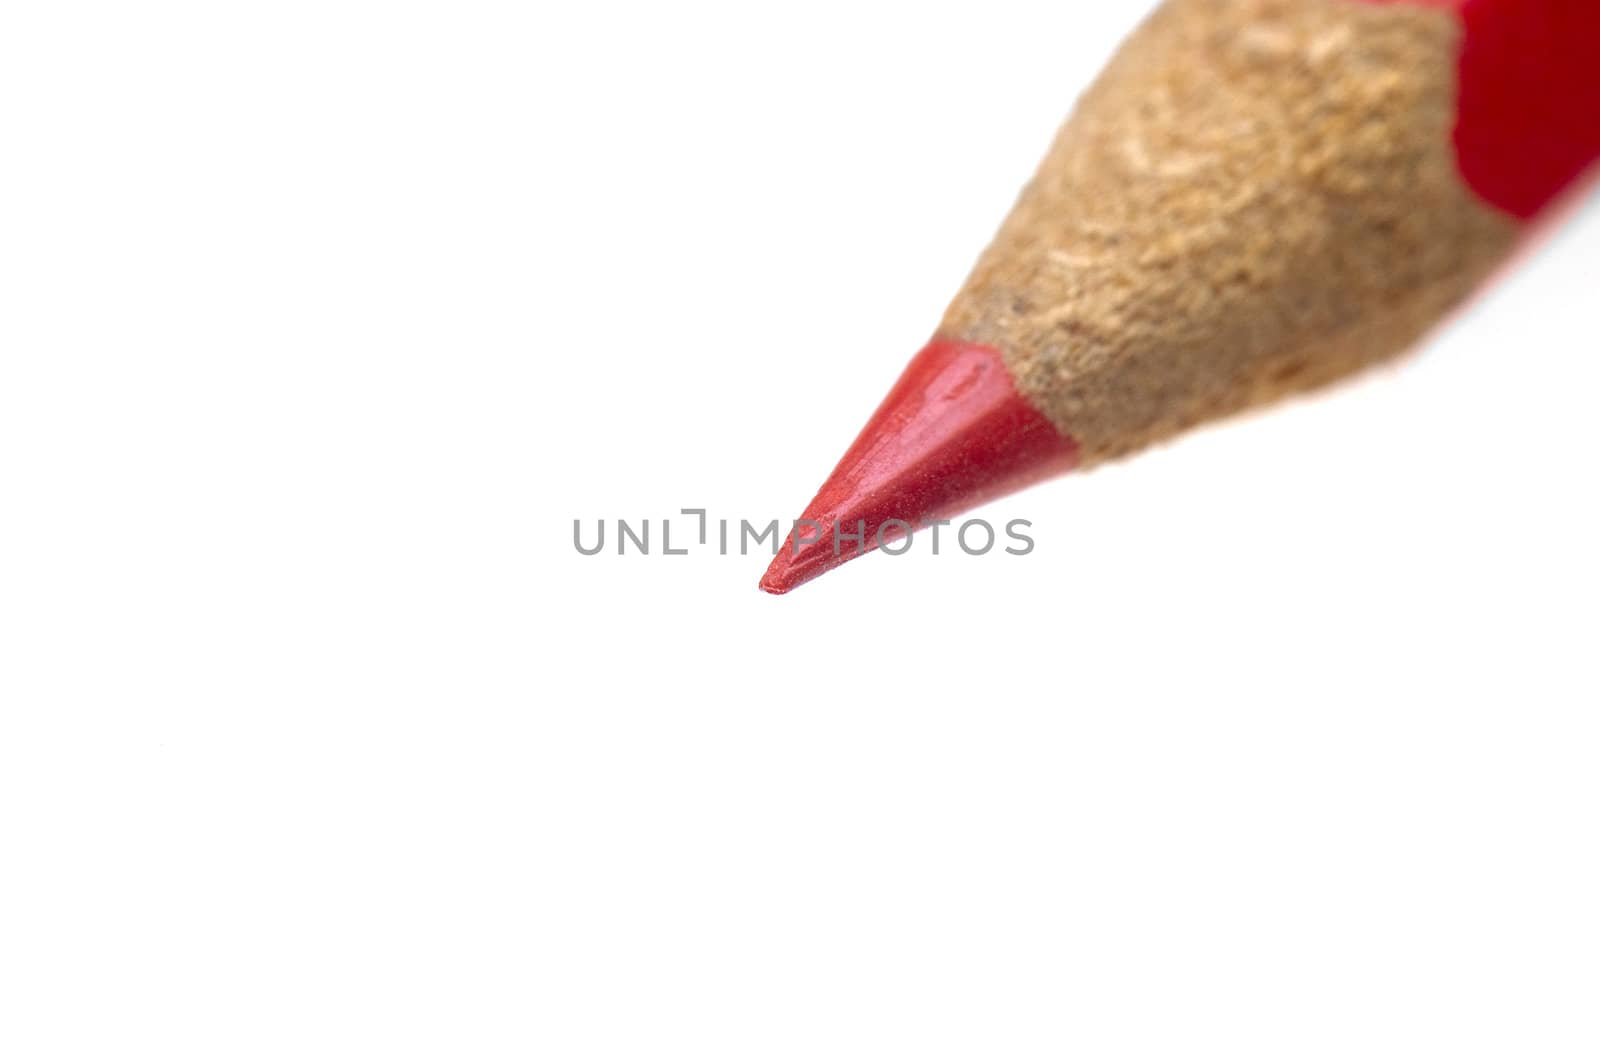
760,339,1077,594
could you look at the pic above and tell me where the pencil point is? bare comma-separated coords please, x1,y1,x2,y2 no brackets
760,338,1077,594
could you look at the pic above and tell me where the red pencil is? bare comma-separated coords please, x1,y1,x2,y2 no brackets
761,0,1600,594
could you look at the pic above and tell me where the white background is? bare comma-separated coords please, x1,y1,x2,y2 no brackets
3,1,1597,1060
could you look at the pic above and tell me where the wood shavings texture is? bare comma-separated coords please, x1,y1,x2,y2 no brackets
940,0,1518,465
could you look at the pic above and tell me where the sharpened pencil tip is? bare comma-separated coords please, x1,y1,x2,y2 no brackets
758,339,1077,595
757,567,793,595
